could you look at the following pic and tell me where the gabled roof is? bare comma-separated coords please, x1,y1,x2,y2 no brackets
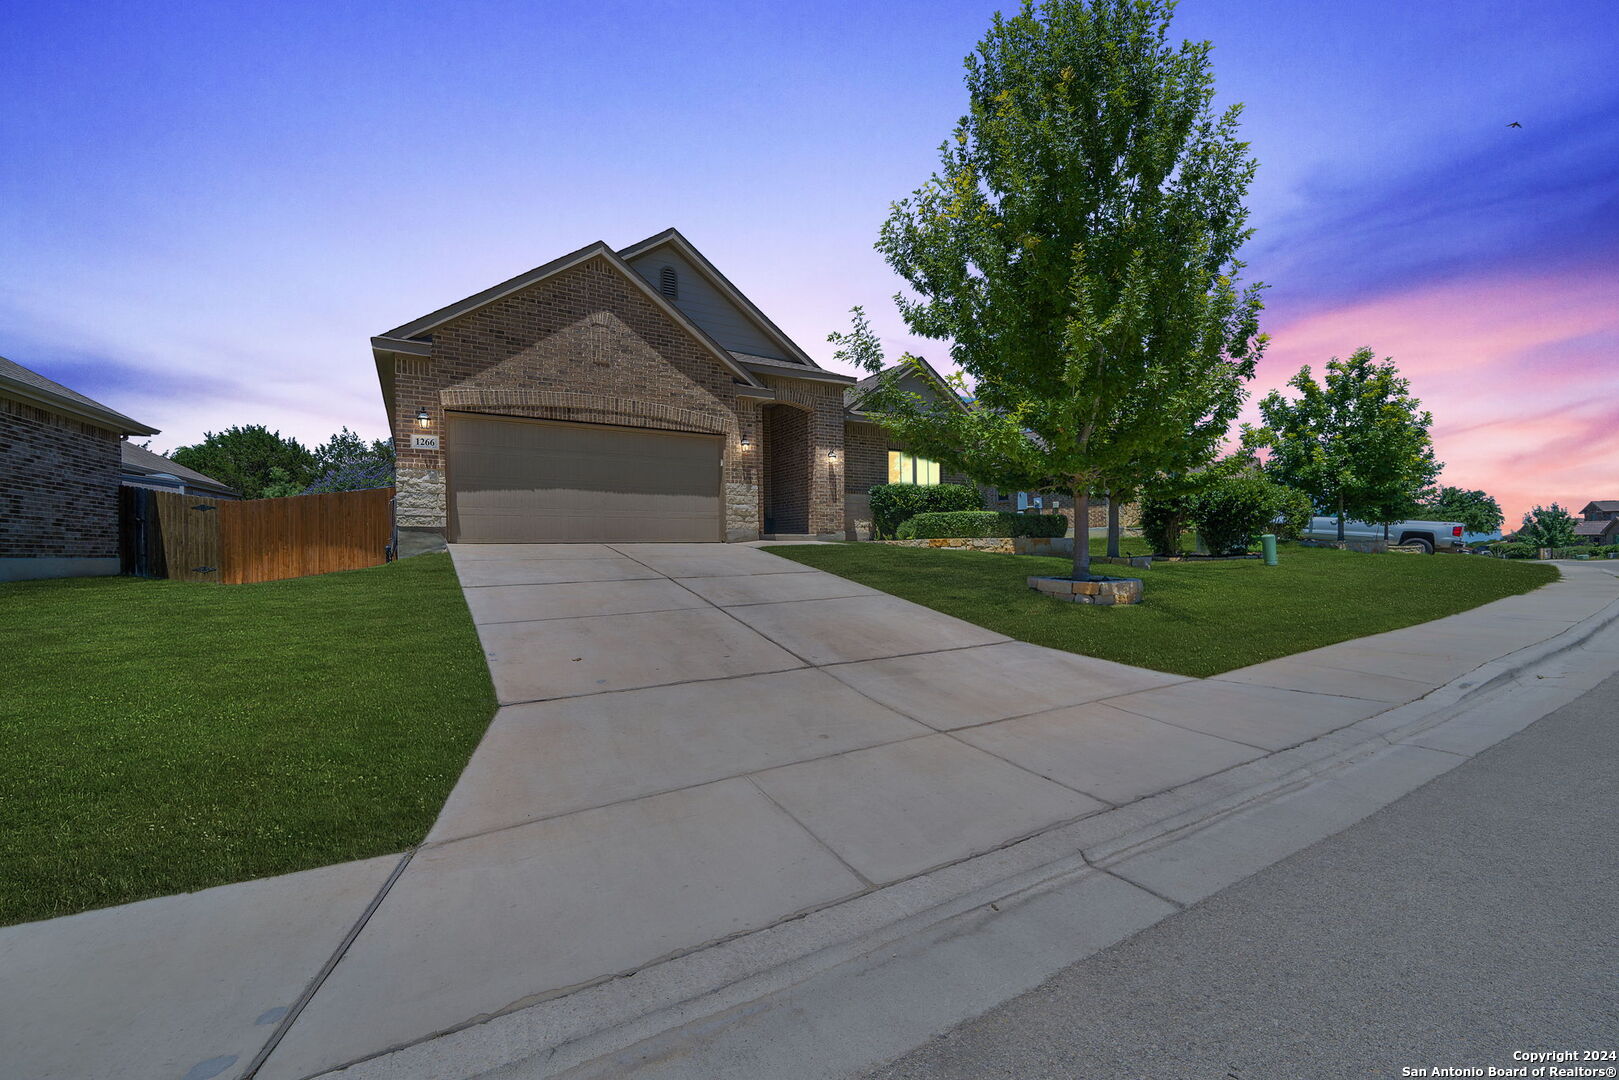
844,356,972,416
617,228,825,371
0,355,157,436
1580,500,1619,515
371,241,767,399
1574,519,1616,536
732,351,853,385
120,442,238,496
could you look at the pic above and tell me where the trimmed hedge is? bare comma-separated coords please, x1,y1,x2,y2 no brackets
867,482,981,539
896,510,1069,540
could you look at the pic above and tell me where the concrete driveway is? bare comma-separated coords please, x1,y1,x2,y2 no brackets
253,542,1213,1077
9,549,1615,1080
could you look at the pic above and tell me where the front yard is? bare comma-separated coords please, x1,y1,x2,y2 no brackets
0,553,495,927
764,541,1557,678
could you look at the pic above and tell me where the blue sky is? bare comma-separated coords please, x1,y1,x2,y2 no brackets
3,0,1615,518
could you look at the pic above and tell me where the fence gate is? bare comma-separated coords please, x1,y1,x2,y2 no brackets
120,488,224,580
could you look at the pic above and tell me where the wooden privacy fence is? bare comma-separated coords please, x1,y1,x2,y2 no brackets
121,487,395,584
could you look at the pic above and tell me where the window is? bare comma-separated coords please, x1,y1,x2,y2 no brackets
888,450,941,485
659,266,678,299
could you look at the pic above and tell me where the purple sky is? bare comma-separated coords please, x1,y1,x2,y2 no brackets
4,0,1616,521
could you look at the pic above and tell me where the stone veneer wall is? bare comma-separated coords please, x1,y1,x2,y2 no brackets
0,396,121,558
386,254,842,542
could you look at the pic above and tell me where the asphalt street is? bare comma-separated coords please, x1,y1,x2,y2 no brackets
866,669,1619,1080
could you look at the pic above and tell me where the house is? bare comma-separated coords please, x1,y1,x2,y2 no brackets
1,355,158,581
843,356,977,539
372,229,985,550
1574,501,1619,544
120,442,239,499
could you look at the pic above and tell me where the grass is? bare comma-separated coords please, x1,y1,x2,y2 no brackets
0,553,495,927
764,540,1557,679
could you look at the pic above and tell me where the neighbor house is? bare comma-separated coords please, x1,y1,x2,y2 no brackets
842,356,976,539
1575,500,1619,544
120,442,239,500
1,355,158,581
371,229,991,550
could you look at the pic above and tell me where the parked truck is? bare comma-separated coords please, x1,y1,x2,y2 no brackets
1299,516,1467,554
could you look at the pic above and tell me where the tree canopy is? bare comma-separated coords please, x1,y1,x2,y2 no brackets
1516,504,1578,549
1422,486,1504,535
844,0,1266,579
168,424,393,499
1248,348,1440,539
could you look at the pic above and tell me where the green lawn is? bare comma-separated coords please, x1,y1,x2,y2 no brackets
764,541,1557,678
0,553,495,927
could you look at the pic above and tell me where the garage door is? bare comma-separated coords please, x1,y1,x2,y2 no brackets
447,414,723,543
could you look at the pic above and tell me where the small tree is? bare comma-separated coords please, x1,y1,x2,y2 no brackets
843,0,1266,582
1250,348,1440,541
1517,504,1578,549
169,425,318,500
1423,486,1504,536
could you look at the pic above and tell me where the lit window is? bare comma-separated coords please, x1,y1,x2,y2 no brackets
888,451,942,485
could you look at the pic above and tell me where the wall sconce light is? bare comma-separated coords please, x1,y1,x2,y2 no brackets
416,407,431,427
739,435,751,450
827,450,838,463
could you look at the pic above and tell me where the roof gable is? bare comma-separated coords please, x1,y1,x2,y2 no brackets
373,243,764,391
617,229,822,370
845,357,971,415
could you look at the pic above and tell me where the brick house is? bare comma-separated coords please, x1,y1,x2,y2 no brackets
372,230,996,550
1,355,158,581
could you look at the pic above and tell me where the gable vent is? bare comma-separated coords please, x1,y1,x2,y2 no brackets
659,265,678,299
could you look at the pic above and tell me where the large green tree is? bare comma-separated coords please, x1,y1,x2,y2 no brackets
168,425,317,500
1249,348,1440,541
847,0,1266,580
1517,504,1578,549
1422,486,1504,536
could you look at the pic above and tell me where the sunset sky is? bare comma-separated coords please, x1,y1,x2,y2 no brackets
3,0,1615,523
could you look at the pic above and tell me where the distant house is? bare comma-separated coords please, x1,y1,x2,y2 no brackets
1,355,157,581
121,442,238,500
1575,500,1619,544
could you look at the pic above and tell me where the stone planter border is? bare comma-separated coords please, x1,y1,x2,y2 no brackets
1027,575,1144,606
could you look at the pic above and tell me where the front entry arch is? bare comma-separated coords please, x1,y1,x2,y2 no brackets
761,403,812,535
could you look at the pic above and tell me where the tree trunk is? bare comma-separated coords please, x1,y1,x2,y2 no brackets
1072,489,1092,580
1106,492,1121,558
1336,494,1346,541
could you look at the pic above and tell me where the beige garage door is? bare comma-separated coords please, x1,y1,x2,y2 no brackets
447,414,722,543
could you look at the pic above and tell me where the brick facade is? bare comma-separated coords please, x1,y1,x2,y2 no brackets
0,396,122,558
762,404,810,532
387,254,840,542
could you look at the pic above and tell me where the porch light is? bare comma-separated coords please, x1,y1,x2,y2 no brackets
739,435,751,450
416,407,431,427
827,450,838,463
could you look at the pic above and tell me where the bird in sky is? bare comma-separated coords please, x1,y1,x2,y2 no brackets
1507,121,1523,128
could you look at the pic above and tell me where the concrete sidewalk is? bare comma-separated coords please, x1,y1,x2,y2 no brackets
4,548,1615,1080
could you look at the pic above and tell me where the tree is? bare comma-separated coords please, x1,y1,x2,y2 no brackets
842,0,1266,581
168,425,318,500
1422,486,1504,536
306,427,395,494
1249,348,1440,541
1517,504,1577,549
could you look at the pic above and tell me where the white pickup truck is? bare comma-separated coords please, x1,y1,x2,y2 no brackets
1299,515,1467,554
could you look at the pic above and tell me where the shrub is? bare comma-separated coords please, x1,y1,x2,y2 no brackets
895,510,1069,540
1192,475,1279,555
1492,541,1538,559
867,482,981,539
1269,485,1315,541
1139,490,1197,555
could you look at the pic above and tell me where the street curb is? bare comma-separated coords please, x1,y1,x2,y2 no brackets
302,572,1619,1080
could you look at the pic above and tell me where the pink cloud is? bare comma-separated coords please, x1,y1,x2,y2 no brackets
1248,262,1619,525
